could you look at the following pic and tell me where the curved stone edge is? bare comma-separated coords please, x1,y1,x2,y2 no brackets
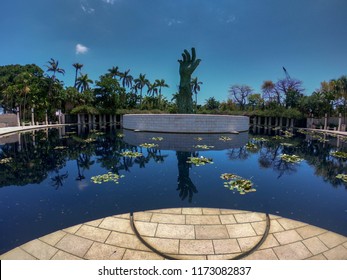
123,114,249,133
1,208,346,260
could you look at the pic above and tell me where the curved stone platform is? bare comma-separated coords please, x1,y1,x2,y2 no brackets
123,114,249,133
1,208,346,260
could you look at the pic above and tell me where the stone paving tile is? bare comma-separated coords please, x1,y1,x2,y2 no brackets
251,220,284,235
133,221,158,237
269,214,281,219
306,254,327,260
144,237,179,254
323,245,347,260
212,239,241,254
302,237,329,255
259,234,280,249
244,249,278,260
151,213,185,224
277,218,307,230
39,230,66,246
84,242,125,260
273,241,313,260
318,232,347,249
99,217,132,233
150,208,182,214
63,224,82,234
113,213,130,219
186,215,221,225
237,236,262,252
219,214,237,224
202,208,221,215
171,254,207,260
274,229,303,245
0,247,37,260
182,208,203,215
55,234,93,258
155,224,195,239
51,250,82,260
220,209,249,214
75,225,111,243
296,225,327,239
344,242,347,249
195,225,229,239
180,240,214,255
132,212,152,222
21,239,58,260
226,223,257,238
85,218,104,227
106,231,150,251
234,213,265,223
122,249,164,260
207,253,239,260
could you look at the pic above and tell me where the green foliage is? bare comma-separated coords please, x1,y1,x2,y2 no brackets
245,142,257,150
70,105,99,115
91,172,124,184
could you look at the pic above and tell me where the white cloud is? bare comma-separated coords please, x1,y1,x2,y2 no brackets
166,18,183,27
80,0,95,14
76,44,89,55
102,0,118,4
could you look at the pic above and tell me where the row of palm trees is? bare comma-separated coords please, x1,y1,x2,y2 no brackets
45,58,203,112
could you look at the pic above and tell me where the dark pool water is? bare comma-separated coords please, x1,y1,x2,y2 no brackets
0,126,346,254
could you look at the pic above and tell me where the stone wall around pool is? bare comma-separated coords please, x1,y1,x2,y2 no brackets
123,114,249,133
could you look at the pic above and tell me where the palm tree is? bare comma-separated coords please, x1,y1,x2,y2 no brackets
72,63,83,87
154,79,169,95
134,73,150,105
147,82,159,97
46,58,65,81
76,74,93,93
191,77,202,110
119,69,133,88
108,66,120,79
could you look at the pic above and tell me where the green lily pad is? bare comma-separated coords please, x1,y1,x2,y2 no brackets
283,131,294,138
336,174,347,182
330,151,347,159
194,137,203,141
281,142,294,147
219,136,232,141
193,144,214,149
91,172,124,184
280,154,303,163
220,173,256,195
253,137,268,142
54,146,67,150
120,151,143,158
0,157,12,164
84,138,96,143
272,135,284,140
139,143,159,148
116,133,124,138
245,142,257,150
151,137,164,141
187,156,213,166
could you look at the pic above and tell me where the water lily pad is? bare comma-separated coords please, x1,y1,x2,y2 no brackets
272,135,284,140
84,138,96,143
245,142,257,150
91,172,124,184
283,131,294,138
0,157,12,164
253,137,268,142
151,137,164,141
187,156,213,166
280,154,303,163
220,173,256,195
281,143,294,147
219,136,232,141
54,146,67,150
116,133,124,138
120,151,143,158
330,151,347,159
193,144,214,149
336,174,347,182
194,137,203,141
139,143,159,148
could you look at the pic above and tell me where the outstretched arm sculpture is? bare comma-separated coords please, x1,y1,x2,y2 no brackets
177,48,201,113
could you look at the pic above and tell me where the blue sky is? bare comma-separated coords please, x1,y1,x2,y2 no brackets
1,0,347,103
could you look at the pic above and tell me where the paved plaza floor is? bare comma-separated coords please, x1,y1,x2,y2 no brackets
1,208,346,260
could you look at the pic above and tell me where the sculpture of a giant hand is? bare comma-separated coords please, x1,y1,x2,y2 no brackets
177,48,201,113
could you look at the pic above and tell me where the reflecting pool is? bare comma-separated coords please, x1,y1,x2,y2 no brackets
0,126,347,254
